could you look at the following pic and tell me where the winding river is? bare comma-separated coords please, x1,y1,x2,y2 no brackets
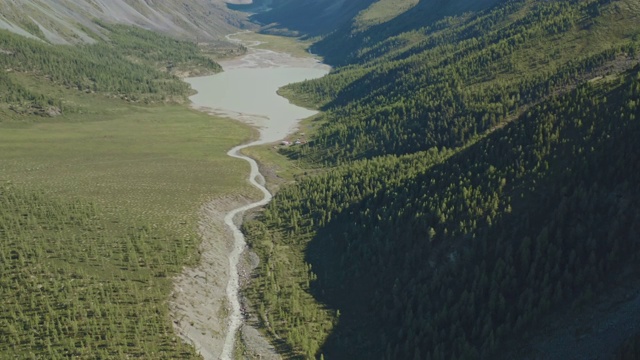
185,33,330,360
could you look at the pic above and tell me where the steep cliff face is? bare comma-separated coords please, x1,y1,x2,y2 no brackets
0,0,253,44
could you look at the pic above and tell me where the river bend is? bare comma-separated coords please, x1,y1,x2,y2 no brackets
186,33,329,360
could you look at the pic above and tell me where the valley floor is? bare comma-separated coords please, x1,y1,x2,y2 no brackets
168,32,329,360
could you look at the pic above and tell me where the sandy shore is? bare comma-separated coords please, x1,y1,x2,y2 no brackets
169,32,329,360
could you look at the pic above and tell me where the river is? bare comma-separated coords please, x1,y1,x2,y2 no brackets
184,33,330,360
187,39,329,144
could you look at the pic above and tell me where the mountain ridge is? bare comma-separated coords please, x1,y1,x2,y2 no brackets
0,0,253,44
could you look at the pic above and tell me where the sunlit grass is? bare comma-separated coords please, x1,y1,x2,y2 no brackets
355,0,419,29
1,106,256,218
0,75,259,227
0,72,259,358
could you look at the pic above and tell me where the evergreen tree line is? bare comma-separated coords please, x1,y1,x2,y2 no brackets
282,0,638,164
249,62,640,360
0,23,221,116
0,185,202,359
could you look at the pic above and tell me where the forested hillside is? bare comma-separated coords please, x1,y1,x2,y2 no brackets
0,185,202,359
0,24,220,118
284,0,639,163
243,0,640,358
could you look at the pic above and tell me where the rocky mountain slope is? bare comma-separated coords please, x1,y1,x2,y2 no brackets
0,0,253,44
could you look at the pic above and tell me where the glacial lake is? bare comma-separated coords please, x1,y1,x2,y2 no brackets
186,64,329,144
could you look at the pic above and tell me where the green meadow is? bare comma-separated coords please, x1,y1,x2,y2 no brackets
0,99,257,222
0,31,257,357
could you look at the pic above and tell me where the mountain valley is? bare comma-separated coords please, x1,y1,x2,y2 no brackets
1,0,640,359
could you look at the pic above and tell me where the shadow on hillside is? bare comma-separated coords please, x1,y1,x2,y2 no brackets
249,0,379,37
302,68,640,359
314,0,504,65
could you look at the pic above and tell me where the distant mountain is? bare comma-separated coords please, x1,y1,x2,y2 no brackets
247,0,378,36
249,0,497,45
0,0,252,44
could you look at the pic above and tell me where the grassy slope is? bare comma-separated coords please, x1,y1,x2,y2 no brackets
354,0,419,29
0,25,222,116
0,26,257,358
